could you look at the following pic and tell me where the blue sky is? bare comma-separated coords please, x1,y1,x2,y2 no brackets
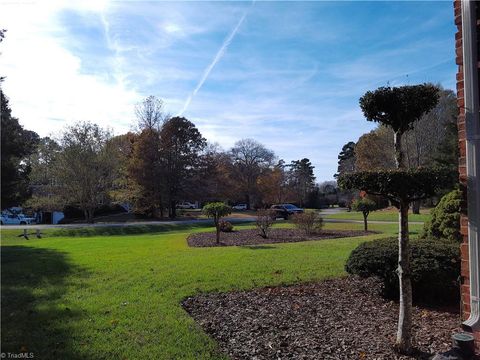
0,1,456,181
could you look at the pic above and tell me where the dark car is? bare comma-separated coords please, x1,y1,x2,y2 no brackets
270,204,304,220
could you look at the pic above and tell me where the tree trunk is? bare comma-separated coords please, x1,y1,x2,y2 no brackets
170,200,176,219
215,217,220,244
83,208,94,223
363,212,368,231
246,194,251,210
249,194,255,210
394,130,412,354
411,200,420,214
396,200,412,354
394,132,405,168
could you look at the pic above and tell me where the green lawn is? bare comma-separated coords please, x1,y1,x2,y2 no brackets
1,222,421,359
323,208,431,223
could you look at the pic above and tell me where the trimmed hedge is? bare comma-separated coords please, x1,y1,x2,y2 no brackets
422,189,462,243
345,237,460,305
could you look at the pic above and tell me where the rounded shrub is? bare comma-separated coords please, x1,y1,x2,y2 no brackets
345,237,460,305
422,189,462,242
219,220,233,232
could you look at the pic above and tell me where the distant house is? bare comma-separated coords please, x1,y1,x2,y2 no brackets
454,0,480,350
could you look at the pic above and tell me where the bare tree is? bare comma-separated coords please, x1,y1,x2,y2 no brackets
403,89,457,169
403,89,458,213
135,95,166,131
127,96,167,217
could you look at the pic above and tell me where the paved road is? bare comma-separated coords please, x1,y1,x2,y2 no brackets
319,207,350,215
1,214,424,230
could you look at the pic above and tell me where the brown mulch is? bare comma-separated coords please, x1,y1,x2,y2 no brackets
187,228,375,247
182,277,461,360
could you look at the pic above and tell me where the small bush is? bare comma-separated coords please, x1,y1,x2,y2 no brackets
422,189,462,242
202,202,232,244
219,220,233,232
256,209,275,238
351,197,377,231
345,237,460,304
291,212,323,236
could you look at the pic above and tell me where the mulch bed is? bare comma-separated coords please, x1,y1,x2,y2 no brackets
187,228,374,247
182,277,461,359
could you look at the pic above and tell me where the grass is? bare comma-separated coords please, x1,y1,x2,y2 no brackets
323,208,431,223
1,221,422,359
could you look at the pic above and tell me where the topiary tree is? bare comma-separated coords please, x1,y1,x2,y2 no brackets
351,198,377,231
202,202,232,244
422,189,462,243
339,84,446,354
359,84,439,169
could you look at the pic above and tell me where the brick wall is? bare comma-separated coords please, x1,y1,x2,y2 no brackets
454,0,469,321
454,0,480,349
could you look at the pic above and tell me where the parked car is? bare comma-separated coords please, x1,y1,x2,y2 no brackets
0,213,33,225
18,214,36,224
176,202,197,209
270,204,304,220
232,203,247,211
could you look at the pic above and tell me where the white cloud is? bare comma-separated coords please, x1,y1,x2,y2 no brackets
0,0,140,137
164,23,182,35
0,1,456,182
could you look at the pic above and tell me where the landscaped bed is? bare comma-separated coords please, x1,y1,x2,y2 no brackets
187,228,375,247
182,276,459,360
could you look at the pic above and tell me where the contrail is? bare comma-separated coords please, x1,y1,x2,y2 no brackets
179,4,253,115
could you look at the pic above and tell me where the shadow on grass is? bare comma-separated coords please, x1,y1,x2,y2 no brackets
50,222,215,238
1,246,90,359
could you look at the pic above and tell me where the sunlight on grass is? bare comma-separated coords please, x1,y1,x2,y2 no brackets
323,208,431,222
1,222,422,359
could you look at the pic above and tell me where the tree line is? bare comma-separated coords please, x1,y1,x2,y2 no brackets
2,91,326,221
